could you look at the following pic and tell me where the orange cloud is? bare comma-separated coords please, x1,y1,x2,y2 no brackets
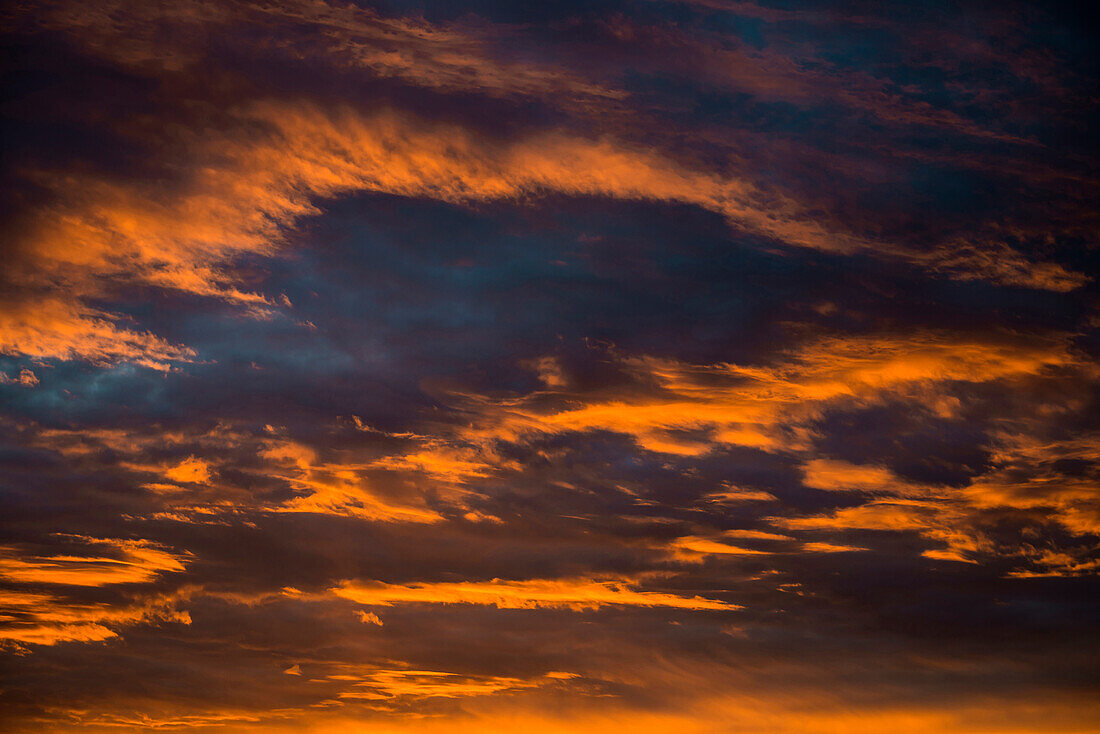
370,442,501,483
962,432,1100,528
702,486,780,504
0,367,39,386
775,433,1100,576
302,696,1100,734
25,422,474,524
0,536,189,587
332,575,740,611
0,294,195,370
665,533,774,561
32,422,247,458
356,611,383,626
0,588,190,649
801,459,907,494
331,669,540,701
435,332,1080,464
665,530,868,560
724,529,793,540
261,440,444,523
800,542,869,553
164,457,212,484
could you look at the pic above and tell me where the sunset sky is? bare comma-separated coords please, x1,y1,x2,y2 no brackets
1,1,1098,731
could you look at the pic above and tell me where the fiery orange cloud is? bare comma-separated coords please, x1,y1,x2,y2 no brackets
163,457,212,484
664,530,866,560
0,535,191,649
30,423,247,457
434,332,1081,461
665,533,773,560
775,442,1100,576
702,486,781,504
0,536,189,587
0,294,195,369
21,423,471,524
801,459,909,494
369,441,502,483
724,529,793,540
332,575,740,611
327,668,546,701
799,542,869,553
0,588,190,649
356,611,383,626
962,432,1100,529
261,440,445,523
0,368,39,386
13,329,1092,580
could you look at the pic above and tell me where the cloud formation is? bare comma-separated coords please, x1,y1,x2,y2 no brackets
1,0,1097,731
333,575,739,611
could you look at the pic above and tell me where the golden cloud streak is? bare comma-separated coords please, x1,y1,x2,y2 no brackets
439,332,1080,460
0,536,189,587
332,575,739,611
330,669,543,701
0,588,190,649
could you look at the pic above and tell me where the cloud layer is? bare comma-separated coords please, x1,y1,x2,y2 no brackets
1,0,1098,731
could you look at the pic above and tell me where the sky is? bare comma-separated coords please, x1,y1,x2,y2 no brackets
1,1,1098,731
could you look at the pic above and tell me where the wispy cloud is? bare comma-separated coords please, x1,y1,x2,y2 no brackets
333,575,740,611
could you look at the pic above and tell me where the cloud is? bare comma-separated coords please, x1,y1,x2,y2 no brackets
261,440,445,523
332,575,740,612
702,487,780,504
370,441,499,483
0,536,189,587
665,533,773,561
773,435,1100,576
330,668,541,701
800,542,868,553
0,368,39,387
5,0,1086,372
431,331,1081,463
356,611,383,626
801,459,912,494
0,295,196,370
0,588,190,649
1,0,1097,730
163,457,212,484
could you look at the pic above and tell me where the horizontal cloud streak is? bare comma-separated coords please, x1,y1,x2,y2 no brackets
333,576,740,611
